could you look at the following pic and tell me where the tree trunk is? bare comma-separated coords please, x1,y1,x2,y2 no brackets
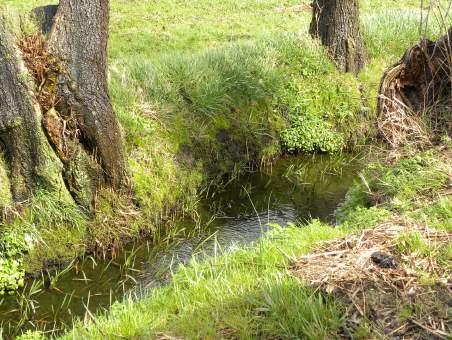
48,0,126,191
0,0,127,209
378,29,452,148
309,0,366,75
0,22,42,201
0,22,72,205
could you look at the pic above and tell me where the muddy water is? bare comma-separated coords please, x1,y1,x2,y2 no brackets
0,154,361,337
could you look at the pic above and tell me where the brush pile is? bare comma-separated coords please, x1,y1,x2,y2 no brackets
378,28,452,148
291,221,451,339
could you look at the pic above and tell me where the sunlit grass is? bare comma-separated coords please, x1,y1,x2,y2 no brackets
1,0,450,336
60,221,348,339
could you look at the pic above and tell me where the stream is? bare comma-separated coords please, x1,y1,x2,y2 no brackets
0,154,361,337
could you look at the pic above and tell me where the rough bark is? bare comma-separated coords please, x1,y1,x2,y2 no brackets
48,0,126,191
0,21,71,205
0,22,42,201
309,0,366,75
1,0,127,208
378,29,452,148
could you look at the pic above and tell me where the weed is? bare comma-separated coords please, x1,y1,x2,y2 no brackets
281,115,345,153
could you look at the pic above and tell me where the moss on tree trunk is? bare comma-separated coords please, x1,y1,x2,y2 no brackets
0,0,127,210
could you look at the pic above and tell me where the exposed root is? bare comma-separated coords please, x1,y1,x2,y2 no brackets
291,221,452,339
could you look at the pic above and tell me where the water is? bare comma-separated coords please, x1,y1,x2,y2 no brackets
0,154,361,337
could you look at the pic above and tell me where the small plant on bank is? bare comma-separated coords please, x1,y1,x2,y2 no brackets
0,230,33,294
281,115,346,153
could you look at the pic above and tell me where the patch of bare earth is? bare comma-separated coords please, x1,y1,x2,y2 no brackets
274,3,311,13
290,220,451,339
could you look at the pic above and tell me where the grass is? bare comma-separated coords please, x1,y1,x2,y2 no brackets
0,0,450,337
55,146,451,339
337,149,451,220
0,155,11,208
58,221,348,339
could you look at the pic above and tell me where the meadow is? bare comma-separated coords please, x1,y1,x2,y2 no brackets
0,0,450,338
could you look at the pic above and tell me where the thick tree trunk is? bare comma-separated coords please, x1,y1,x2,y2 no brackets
378,29,452,148
0,22,72,205
0,23,41,201
48,0,126,191
309,0,366,75
1,0,127,209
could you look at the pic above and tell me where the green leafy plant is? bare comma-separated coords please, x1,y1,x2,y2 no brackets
281,115,345,153
0,230,31,294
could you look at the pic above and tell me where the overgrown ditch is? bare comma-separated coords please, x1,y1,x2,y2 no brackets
0,153,361,338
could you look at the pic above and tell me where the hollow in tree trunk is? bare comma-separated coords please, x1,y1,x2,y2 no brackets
309,0,367,75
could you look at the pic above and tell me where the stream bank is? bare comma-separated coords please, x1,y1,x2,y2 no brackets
1,153,361,338
59,146,451,340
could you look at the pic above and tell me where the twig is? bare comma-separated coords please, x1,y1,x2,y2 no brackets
409,319,449,339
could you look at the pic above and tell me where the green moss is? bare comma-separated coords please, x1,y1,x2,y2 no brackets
1,190,87,275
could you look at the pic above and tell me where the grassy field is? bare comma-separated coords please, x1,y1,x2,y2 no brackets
0,0,451,337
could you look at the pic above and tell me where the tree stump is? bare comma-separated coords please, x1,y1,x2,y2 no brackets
378,29,452,148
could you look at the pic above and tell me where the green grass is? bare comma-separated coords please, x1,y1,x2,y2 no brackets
56,221,347,339
337,150,450,220
1,0,450,304
3,190,87,273
51,147,450,339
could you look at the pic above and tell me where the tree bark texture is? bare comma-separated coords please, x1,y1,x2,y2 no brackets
378,29,452,148
0,22,43,201
309,0,366,75
0,0,127,208
48,0,126,191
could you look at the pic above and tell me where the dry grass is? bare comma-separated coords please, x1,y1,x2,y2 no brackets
291,220,451,339
16,33,60,113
